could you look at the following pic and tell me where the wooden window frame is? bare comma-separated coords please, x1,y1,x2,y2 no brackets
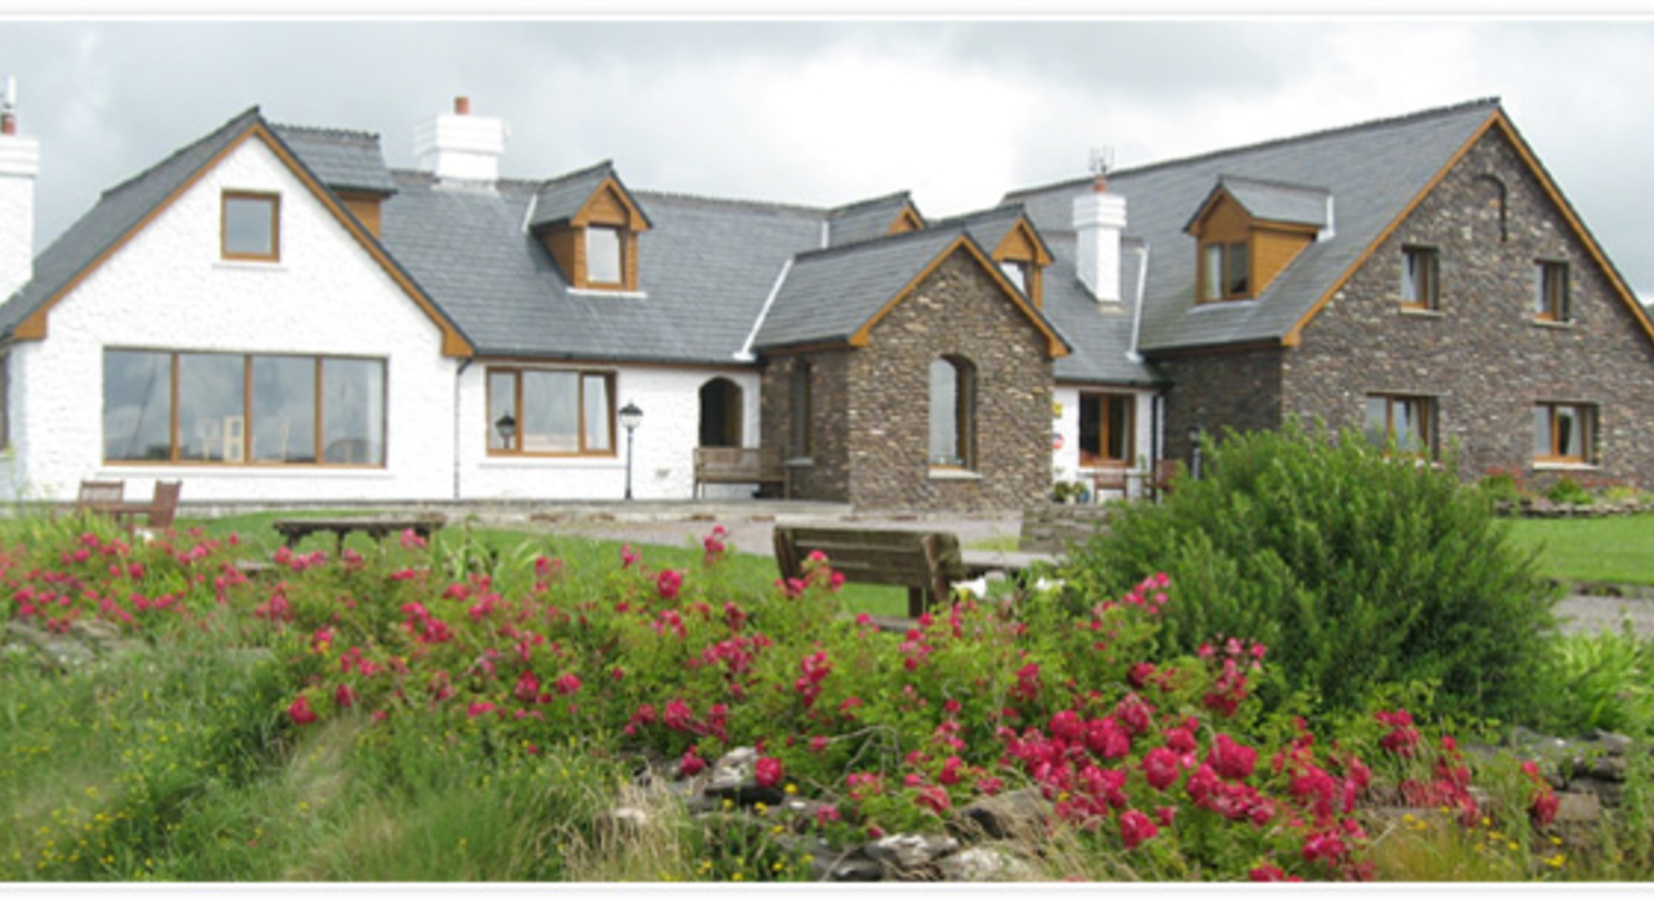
1364,394,1435,458
583,225,627,289
487,367,617,458
1078,392,1135,469
103,349,385,467
929,356,977,471
1198,239,1251,302
1400,246,1440,310
1535,260,1570,323
221,191,281,262
1534,401,1595,465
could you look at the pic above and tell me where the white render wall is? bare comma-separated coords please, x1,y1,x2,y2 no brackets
458,364,763,501
1051,385,1160,500
7,136,459,502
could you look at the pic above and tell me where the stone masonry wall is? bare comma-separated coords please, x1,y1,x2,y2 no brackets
1284,127,1654,487
843,250,1053,512
759,351,853,502
1155,345,1285,469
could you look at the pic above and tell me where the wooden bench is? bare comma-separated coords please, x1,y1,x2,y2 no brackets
774,525,965,618
75,479,126,514
693,447,787,498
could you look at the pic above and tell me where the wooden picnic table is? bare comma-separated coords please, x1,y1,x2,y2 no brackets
959,549,1059,580
271,514,447,552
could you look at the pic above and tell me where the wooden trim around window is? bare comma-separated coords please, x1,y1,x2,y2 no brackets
220,190,281,262
1534,401,1595,465
485,367,618,458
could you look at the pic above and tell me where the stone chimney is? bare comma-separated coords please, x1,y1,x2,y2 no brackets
1073,170,1127,303
0,75,39,300
412,95,507,186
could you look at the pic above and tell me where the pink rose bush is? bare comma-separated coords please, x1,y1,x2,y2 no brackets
2,519,1574,882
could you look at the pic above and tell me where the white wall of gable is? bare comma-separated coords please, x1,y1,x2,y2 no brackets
8,134,458,501
1051,385,1159,501
458,363,762,501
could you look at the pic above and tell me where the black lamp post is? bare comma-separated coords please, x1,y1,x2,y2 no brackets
494,413,516,450
619,402,643,500
1188,424,1205,481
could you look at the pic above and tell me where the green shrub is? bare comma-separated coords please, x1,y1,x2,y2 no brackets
1059,421,1558,722
1534,626,1654,738
1544,477,1594,506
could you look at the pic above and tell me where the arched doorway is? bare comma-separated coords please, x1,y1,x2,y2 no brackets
699,377,743,448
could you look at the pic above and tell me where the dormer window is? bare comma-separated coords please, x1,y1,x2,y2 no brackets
222,191,279,262
1201,240,1249,301
999,260,1028,293
586,226,623,286
531,168,651,293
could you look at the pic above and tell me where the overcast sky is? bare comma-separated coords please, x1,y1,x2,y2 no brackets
5,16,1654,299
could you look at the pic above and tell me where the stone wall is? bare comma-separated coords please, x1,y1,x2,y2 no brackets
841,251,1054,512
759,350,853,502
1283,127,1654,487
1154,345,1284,468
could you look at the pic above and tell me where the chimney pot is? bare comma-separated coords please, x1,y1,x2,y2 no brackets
454,96,470,116
0,114,13,137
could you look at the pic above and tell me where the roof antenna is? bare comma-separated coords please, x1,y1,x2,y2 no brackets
1088,145,1115,192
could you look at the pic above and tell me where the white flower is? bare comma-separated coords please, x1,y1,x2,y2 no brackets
951,577,990,599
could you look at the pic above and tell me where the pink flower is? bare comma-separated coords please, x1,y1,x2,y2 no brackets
467,701,496,717
555,673,582,695
915,785,951,814
1249,864,1300,882
1119,809,1159,850
333,684,358,709
680,750,707,777
755,756,783,788
288,695,317,725
398,528,427,550
1207,734,1258,781
620,544,640,568
1143,747,1181,791
656,569,684,601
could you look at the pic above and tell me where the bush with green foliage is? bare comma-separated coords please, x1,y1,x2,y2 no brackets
1544,477,1594,506
1060,421,1558,722
1535,626,1654,738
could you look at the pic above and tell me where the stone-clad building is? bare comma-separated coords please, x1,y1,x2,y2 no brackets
0,90,1648,510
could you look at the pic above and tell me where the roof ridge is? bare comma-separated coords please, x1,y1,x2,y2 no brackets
792,220,963,264
827,190,912,218
100,105,263,200
535,159,615,190
270,121,382,143
633,188,826,218
1007,97,1502,201
928,201,1026,229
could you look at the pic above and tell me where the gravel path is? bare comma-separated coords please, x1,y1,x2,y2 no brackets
1555,594,1654,638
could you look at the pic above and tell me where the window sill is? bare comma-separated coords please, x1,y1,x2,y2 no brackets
1191,298,1259,311
98,465,391,478
213,259,287,273
567,288,648,300
928,467,982,481
783,457,815,468
481,455,621,468
1533,461,1598,472
1398,306,1443,318
1532,318,1575,330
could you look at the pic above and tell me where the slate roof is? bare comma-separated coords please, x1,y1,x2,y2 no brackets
1040,234,1163,386
527,161,646,229
271,124,398,195
379,175,820,362
1007,98,1501,353
0,106,264,338
825,192,918,247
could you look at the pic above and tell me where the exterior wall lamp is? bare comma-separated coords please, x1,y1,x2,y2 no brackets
619,402,643,500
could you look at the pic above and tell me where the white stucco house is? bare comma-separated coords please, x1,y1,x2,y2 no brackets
0,91,1176,508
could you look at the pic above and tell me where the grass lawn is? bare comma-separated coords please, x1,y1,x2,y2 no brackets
176,511,913,618
1505,513,1654,585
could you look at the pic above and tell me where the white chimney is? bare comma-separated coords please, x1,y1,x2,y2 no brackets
1073,173,1127,303
413,95,507,186
0,75,39,300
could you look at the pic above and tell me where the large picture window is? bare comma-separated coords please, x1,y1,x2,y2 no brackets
103,350,384,466
488,368,614,455
1079,393,1135,468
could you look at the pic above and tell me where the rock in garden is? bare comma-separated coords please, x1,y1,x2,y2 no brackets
595,806,651,839
953,788,1052,840
863,833,959,875
936,847,1037,882
703,747,783,805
